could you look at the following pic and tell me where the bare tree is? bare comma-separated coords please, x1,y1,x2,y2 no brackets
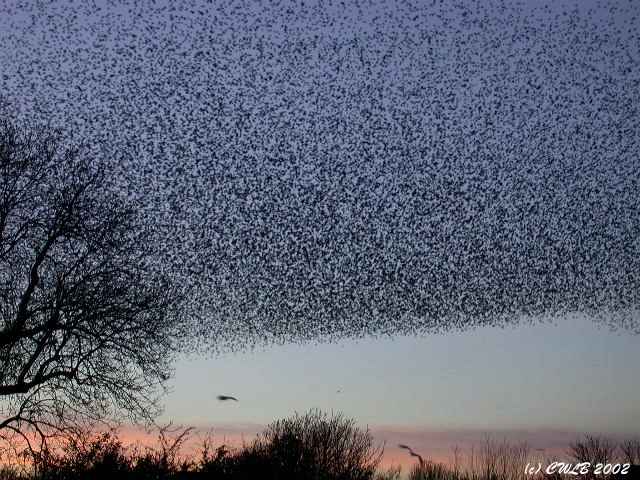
568,435,618,480
0,117,186,455
568,435,617,465
620,439,640,465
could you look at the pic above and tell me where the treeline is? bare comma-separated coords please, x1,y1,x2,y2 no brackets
0,410,638,480
2,410,386,480
405,435,640,480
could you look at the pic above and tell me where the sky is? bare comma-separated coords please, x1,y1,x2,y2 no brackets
155,313,640,468
163,314,640,434
1,0,639,471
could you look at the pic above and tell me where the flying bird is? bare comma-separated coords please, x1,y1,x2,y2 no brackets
216,395,238,402
398,444,425,466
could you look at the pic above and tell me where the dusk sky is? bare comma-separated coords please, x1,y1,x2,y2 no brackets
164,315,640,434
156,315,640,467
1,0,639,472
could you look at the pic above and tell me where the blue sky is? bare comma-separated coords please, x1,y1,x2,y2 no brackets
161,313,639,434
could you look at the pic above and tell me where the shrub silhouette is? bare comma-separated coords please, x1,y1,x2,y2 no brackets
5,423,637,480
201,409,383,480
21,410,382,479
33,433,132,480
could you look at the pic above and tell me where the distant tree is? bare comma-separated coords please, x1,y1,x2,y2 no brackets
568,436,617,480
569,435,617,465
620,439,640,465
0,117,186,456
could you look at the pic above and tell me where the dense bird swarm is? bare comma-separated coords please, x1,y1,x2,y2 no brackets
1,0,638,351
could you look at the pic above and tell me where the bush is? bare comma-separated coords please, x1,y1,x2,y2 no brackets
33,432,132,480
201,409,384,480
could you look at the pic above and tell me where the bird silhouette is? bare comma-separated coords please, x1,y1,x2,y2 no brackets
216,395,238,402
398,444,425,466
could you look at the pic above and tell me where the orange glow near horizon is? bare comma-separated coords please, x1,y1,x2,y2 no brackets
110,423,588,472
2,422,624,475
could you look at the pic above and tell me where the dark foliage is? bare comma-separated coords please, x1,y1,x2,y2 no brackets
3,410,383,480
211,409,384,480
0,425,638,480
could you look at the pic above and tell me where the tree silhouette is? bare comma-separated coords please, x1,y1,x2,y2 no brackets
0,117,186,455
